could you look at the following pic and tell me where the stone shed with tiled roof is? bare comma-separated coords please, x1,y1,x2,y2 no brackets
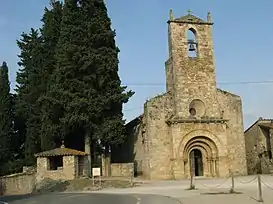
35,143,88,182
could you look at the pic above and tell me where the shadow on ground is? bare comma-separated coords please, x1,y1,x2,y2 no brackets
0,193,41,202
201,191,243,195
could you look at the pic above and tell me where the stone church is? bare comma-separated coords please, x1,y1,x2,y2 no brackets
111,10,247,180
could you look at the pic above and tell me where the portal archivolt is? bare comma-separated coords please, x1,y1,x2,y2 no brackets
183,136,219,177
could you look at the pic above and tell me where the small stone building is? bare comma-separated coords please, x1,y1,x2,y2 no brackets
35,144,87,182
111,10,247,180
244,118,273,174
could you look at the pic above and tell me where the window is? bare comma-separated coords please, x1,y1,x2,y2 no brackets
48,156,63,171
189,108,197,116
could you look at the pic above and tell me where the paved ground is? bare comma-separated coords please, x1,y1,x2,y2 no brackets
84,175,273,204
0,193,181,204
2,175,273,203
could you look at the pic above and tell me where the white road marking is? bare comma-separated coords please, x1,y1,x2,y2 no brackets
0,201,8,204
133,195,141,204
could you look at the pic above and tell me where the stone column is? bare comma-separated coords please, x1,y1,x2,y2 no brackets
183,159,187,178
101,155,106,177
206,157,211,177
209,157,215,177
215,157,219,177
212,157,217,177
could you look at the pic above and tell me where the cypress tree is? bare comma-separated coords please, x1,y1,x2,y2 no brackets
0,62,13,175
79,0,134,174
11,94,25,161
43,0,91,150
39,0,63,151
34,0,133,175
16,29,43,165
15,1,63,163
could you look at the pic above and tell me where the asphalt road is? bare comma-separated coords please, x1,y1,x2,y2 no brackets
0,193,181,204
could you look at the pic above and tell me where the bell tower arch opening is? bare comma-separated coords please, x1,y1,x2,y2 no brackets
187,28,198,58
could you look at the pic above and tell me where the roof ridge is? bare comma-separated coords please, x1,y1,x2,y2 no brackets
175,14,206,23
35,147,87,157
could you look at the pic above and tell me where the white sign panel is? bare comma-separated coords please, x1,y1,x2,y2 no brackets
92,167,101,176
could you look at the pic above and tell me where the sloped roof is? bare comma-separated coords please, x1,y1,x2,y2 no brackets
125,114,143,127
217,88,240,98
259,123,273,129
169,13,213,25
175,14,206,23
244,117,273,133
35,147,87,157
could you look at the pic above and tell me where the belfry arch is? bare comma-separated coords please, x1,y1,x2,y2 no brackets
187,27,198,57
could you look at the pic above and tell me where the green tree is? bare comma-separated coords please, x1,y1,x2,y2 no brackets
79,0,134,174
11,93,25,157
14,1,63,167
16,29,43,165
41,0,86,149
39,0,63,151
0,62,13,175
35,0,133,176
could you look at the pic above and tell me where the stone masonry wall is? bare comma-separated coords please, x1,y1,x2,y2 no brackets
36,156,76,182
0,172,35,195
111,163,134,177
111,116,145,176
216,89,247,175
245,120,273,175
244,123,259,174
168,22,221,118
144,93,174,180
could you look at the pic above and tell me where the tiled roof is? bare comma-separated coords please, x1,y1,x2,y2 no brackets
35,147,88,157
259,122,273,129
244,117,273,133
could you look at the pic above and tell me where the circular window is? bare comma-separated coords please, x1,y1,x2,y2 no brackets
189,99,205,117
189,108,196,116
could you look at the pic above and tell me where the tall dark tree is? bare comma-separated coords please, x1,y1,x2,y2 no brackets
0,62,13,175
40,0,86,148
10,93,25,161
16,29,43,165
79,0,134,175
42,0,134,173
39,0,63,151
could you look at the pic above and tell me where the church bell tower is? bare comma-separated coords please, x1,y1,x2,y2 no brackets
165,10,222,119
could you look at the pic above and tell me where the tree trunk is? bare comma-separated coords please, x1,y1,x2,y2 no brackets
104,144,111,177
84,130,92,177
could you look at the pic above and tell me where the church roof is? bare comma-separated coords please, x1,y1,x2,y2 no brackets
35,147,87,157
168,11,213,25
174,14,206,24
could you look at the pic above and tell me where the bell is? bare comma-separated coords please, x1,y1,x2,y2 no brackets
189,43,196,51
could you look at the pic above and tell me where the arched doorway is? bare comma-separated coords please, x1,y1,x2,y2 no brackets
180,133,221,178
190,149,204,176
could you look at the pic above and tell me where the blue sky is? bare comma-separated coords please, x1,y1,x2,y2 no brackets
0,0,273,129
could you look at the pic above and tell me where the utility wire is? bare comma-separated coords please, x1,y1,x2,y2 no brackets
122,80,273,112
10,80,273,86
121,80,273,87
